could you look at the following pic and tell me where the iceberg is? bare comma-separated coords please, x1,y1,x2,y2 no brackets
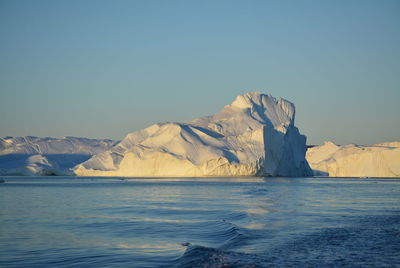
306,141,400,177
0,136,117,175
74,92,312,177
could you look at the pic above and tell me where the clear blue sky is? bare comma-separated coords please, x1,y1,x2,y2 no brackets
0,0,399,145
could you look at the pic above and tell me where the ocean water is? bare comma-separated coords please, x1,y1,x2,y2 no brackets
0,177,399,267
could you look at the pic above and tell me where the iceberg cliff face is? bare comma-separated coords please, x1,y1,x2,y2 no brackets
306,141,400,177
75,92,311,177
0,136,117,175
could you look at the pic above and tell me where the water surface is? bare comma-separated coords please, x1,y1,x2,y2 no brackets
0,177,399,267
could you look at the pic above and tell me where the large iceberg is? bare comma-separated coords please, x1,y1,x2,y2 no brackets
0,136,117,175
74,92,311,177
306,141,400,177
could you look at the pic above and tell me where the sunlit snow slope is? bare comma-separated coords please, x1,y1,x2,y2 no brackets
75,92,311,177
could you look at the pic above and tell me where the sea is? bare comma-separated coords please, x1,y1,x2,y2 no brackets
0,176,399,267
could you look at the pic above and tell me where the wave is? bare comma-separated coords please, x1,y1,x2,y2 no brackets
167,220,263,268
170,245,268,268
170,214,400,268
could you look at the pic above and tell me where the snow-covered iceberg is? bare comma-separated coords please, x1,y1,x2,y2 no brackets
306,141,400,177
74,92,311,177
0,136,117,175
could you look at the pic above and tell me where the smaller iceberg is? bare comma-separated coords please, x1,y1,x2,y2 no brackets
0,136,118,175
306,141,400,177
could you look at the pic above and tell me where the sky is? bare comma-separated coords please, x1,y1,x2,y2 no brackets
0,0,399,145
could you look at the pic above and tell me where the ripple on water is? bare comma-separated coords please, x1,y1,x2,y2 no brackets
0,177,399,267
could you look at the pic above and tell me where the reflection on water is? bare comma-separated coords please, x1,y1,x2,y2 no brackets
0,177,399,267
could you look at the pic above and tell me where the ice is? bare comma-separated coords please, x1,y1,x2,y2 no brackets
0,137,117,175
74,92,311,177
306,141,400,177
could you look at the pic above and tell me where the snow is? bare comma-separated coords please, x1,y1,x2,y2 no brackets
306,141,400,177
0,137,117,175
4,92,397,178
74,92,311,177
